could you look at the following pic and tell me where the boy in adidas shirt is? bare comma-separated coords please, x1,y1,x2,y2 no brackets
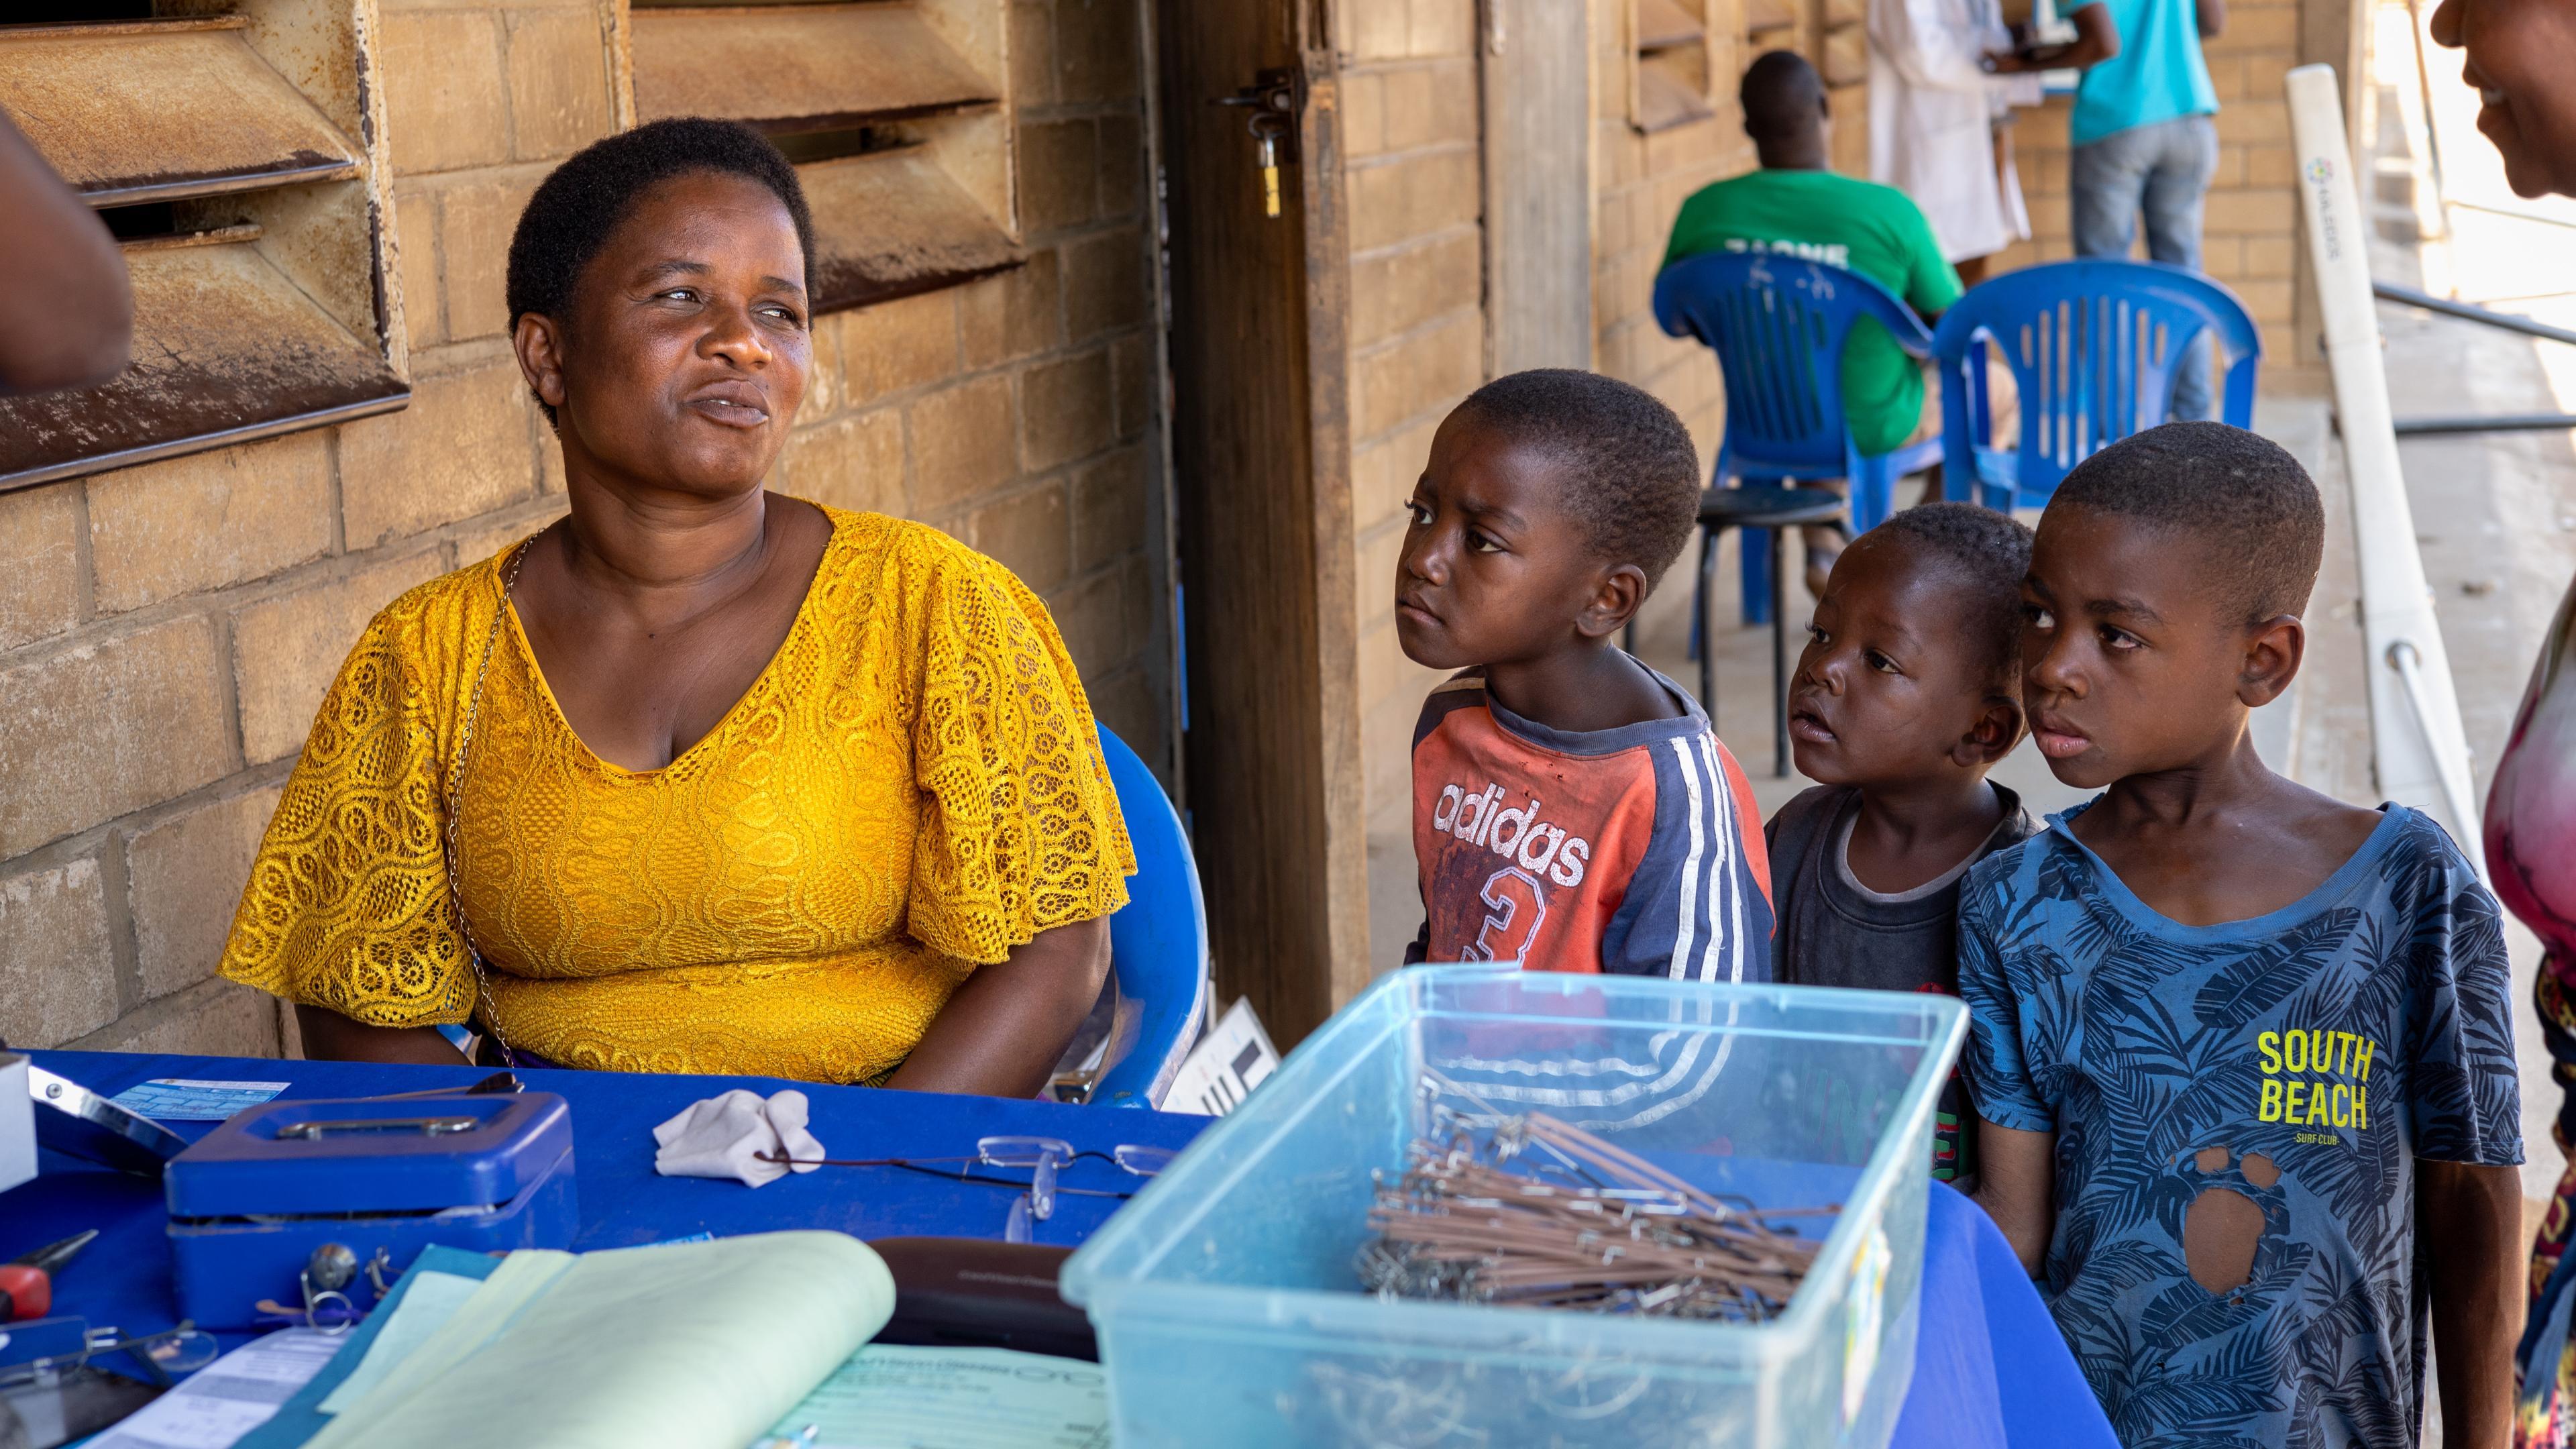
1399,370,1774,981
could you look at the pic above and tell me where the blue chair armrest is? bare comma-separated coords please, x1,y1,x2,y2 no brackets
1858,289,1936,358
1884,435,1943,474
1651,264,1699,341
1089,726,1211,1109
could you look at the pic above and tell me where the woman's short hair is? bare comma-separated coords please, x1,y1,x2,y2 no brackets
504,118,816,415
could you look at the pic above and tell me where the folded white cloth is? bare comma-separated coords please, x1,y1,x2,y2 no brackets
650,1089,826,1187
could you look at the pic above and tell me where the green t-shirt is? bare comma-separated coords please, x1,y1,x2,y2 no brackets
1660,169,1963,458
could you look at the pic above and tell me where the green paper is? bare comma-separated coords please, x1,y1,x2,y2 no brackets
315,1270,484,1414
302,1233,892,1449
759,1346,1109,1449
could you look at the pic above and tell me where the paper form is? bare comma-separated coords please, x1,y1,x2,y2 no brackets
761,1346,1110,1449
316,1270,483,1413
108,1079,289,1121
304,1232,892,1449
82,1329,341,1449
301,1248,576,1447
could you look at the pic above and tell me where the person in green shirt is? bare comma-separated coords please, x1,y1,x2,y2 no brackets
1660,50,1962,588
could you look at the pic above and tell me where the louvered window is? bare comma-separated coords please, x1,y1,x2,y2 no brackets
0,7,405,494
631,0,1022,314
1818,0,1869,83
1631,0,1722,133
1746,0,1799,46
1815,0,1870,172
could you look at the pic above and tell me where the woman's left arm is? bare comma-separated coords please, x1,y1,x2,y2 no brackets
883,917,1112,1097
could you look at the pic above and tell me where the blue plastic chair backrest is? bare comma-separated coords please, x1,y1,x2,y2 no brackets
1089,724,1211,1109
1654,251,1936,476
1929,259,2262,501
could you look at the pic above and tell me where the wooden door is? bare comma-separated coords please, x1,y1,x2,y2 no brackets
1151,0,1365,1046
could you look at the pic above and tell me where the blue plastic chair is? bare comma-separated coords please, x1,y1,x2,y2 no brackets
1654,252,1943,627
1929,259,2261,511
1087,724,1212,1110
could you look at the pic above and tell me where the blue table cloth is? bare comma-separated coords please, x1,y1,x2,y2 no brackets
1,1051,2112,1448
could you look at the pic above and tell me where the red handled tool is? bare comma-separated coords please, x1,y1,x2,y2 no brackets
1,1228,97,1321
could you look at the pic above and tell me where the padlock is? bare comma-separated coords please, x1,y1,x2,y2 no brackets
1256,131,1281,219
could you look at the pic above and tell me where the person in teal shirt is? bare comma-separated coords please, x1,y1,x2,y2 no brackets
1660,51,1962,589
2000,0,2224,419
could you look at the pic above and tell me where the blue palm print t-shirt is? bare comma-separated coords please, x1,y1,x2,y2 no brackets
1958,803,2520,1449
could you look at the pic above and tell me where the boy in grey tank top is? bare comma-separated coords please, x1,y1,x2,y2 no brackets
1764,504,2036,1185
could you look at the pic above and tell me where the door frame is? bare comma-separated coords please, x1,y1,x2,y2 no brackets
1150,0,1366,1047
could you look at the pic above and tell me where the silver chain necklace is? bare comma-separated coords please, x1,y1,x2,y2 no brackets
440,539,533,1065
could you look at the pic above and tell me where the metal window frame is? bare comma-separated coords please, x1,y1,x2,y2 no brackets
0,1,407,496
628,0,1024,318
1632,0,1720,135
0,237,407,490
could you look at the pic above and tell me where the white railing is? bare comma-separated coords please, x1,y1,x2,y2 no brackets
2288,64,2487,857
2386,640,2490,879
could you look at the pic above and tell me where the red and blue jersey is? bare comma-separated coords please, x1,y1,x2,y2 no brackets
1407,669,1774,981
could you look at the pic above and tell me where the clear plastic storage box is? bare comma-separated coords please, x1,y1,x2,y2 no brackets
1061,966,1968,1449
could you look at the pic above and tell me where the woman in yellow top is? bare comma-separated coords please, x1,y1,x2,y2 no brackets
219,119,1132,1095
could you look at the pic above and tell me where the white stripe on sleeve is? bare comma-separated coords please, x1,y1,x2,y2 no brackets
1700,733,1746,983
1666,736,1707,980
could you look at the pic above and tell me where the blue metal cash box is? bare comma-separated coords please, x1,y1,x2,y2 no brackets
164,1093,576,1330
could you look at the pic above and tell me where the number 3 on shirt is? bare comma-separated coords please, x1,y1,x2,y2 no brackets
1470,866,1549,964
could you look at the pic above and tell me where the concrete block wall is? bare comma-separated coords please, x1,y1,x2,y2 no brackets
1342,0,1488,842
802,0,1167,761
1591,13,1752,480
0,0,1166,1059
1589,5,1766,678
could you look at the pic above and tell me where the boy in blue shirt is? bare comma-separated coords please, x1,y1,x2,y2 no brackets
1960,423,2522,1447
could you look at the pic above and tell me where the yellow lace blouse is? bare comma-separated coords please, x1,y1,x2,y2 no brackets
219,505,1134,1082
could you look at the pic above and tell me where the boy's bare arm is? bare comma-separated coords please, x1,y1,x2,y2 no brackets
2420,1159,2523,1449
1991,1,2119,71
1972,1119,2056,1275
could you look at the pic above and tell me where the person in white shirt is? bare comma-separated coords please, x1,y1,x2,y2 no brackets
1866,0,2045,282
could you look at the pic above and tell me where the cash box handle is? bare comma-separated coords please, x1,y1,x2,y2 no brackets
275,1116,479,1140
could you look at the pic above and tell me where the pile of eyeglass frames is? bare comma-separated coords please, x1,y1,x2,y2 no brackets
759,1136,1174,1242
0,1316,218,1390
1357,1110,1833,1322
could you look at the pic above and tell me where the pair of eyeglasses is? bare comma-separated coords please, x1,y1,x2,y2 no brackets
0,1316,218,1391
758,1136,1176,1242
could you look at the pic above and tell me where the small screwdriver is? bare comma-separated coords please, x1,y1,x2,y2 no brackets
1,1229,98,1322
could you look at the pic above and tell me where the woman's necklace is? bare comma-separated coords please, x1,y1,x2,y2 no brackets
441,538,533,1065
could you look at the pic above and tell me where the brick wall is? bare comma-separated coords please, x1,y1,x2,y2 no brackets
1341,0,1487,841
1592,12,1754,498
1590,4,1766,663
0,0,1165,1059
806,0,1167,766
